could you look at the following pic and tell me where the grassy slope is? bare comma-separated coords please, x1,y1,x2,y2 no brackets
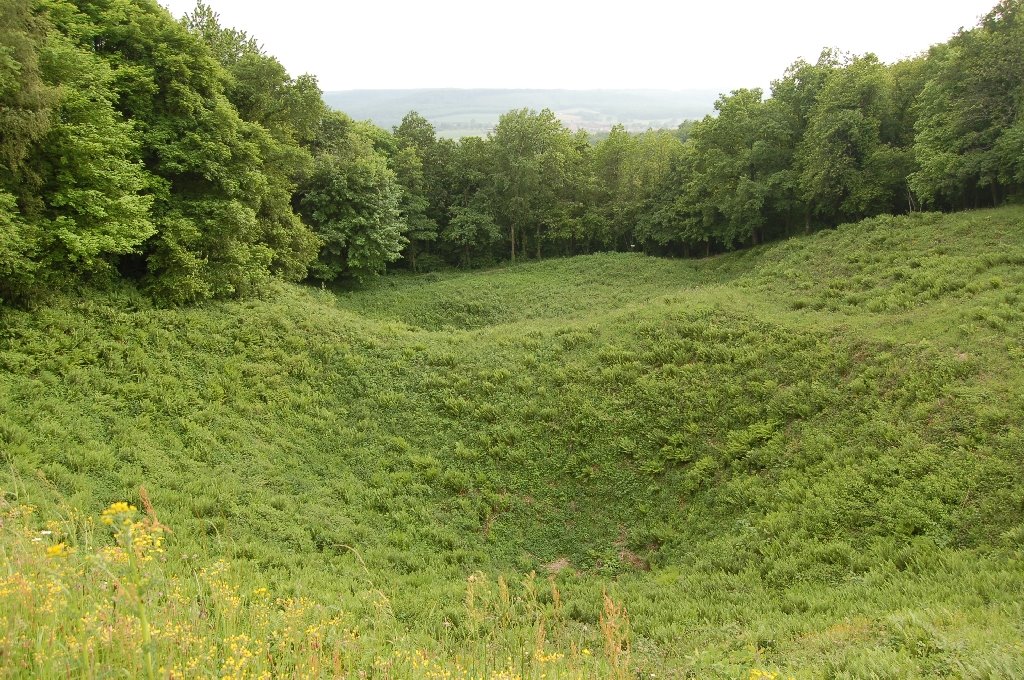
3,208,1024,676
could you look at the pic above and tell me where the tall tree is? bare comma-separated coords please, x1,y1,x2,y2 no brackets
769,52,840,232
2,0,154,301
488,108,579,261
30,16,155,276
590,127,682,252
911,0,1024,209
686,89,774,247
0,0,55,300
181,1,321,283
438,135,498,265
796,54,913,226
298,112,408,281
590,124,635,250
393,112,441,270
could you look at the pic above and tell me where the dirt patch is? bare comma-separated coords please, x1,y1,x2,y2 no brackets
545,557,571,575
618,548,651,571
614,527,651,571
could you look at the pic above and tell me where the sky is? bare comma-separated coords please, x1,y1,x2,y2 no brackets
160,0,997,92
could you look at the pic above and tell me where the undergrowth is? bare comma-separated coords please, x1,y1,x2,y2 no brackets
3,208,1024,676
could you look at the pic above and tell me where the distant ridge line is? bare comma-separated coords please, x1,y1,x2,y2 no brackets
322,88,720,137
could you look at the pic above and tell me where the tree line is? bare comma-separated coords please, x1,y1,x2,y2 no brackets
2,0,1022,305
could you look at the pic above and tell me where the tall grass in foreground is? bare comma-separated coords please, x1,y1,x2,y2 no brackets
1,492,787,679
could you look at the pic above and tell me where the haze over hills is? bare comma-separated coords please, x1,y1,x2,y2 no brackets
322,88,720,136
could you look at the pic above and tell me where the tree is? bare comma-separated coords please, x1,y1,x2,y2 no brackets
181,1,321,283
590,126,684,252
0,0,55,300
590,124,635,250
183,2,324,146
298,112,407,281
911,1,1024,209
635,144,712,256
488,108,579,261
49,0,319,303
684,89,774,247
768,52,841,232
32,22,155,276
392,112,441,270
1,0,154,302
435,135,497,265
796,54,913,226
443,204,500,267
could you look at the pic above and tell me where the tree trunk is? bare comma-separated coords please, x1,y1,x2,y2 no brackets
536,225,542,260
510,223,516,263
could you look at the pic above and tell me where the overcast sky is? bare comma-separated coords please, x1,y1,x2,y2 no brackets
160,0,996,92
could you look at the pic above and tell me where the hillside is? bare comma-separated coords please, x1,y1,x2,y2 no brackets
322,88,718,137
3,208,1024,677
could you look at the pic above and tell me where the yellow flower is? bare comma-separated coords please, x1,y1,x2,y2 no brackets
749,671,781,680
581,648,592,656
46,542,71,558
101,502,136,525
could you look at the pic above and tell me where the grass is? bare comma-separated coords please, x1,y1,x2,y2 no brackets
2,207,1024,677
0,498,635,678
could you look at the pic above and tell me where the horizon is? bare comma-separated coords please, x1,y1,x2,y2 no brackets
320,87,724,93
319,88,720,135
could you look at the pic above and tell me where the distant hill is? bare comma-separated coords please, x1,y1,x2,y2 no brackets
322,88,720,137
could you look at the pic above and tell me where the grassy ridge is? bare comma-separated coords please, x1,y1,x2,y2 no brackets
3,208,1024,676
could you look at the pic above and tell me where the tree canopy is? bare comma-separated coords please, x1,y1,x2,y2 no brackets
2,0,1023,305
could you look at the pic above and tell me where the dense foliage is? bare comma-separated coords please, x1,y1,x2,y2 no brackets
0,0,413,304
3,0,1024,302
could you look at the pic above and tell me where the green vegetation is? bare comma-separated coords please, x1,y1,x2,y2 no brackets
5,0,1024,676
5,1,1024,303
4,207,1024,676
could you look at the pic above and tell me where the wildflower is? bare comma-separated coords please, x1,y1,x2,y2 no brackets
101,502,136,525
46,542,71,558
581,648,592,656
749,671,781,680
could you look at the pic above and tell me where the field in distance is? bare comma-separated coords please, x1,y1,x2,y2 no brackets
322,88,719,137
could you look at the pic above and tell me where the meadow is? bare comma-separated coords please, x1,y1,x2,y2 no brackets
3,207,1024,677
